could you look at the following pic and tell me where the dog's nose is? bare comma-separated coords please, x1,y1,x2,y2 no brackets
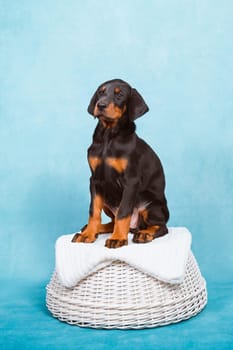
97,102,107,110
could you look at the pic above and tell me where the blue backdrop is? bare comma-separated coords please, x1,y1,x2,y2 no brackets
1,1,233,349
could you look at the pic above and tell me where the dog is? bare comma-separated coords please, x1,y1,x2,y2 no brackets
72,79,169,248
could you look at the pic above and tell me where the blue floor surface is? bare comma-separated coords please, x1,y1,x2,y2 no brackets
1,278,233,350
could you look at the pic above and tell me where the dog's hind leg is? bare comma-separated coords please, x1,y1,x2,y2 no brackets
133,225,168,243
96,205,115,233
132,206,168,243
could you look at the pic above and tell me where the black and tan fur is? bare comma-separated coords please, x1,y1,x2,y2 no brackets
72,79,169,248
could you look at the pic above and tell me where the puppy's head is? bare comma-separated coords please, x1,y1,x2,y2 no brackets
87,79,149,126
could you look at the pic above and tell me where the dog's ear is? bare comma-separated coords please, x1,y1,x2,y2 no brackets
127,88,149,120
87,90,97,116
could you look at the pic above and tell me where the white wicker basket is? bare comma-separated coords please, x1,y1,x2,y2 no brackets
46,252,207,329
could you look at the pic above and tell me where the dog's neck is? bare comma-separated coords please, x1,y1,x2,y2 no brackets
94,115,136,142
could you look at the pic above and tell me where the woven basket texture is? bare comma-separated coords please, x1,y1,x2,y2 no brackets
46,252,207,329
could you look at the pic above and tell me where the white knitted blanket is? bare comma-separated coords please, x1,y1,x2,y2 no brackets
55,227,192,288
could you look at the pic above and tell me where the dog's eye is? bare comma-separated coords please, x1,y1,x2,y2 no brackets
98,87,106,96
115,91,124,99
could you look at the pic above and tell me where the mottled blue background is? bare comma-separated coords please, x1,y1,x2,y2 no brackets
1,1,232,349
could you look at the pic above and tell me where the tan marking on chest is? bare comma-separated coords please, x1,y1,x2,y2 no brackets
88,156,102,172
106,157,128,173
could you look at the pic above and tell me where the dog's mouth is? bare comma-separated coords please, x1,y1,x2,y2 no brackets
95,113,119,128
94,111,114,121
97,114,114,122
94,102,125,121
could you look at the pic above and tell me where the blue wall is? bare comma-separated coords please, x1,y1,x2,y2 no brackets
1,0,233,286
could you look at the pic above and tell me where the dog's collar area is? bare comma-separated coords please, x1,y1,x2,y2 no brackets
98,116,119,129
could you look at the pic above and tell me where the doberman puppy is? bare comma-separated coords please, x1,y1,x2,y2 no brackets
72,79,169,248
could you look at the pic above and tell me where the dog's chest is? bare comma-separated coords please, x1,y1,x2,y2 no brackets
88,140,128,175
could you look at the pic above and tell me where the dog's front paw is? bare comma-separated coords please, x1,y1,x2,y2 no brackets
71,232,98,243
71,232,81,242
105,238,128,249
